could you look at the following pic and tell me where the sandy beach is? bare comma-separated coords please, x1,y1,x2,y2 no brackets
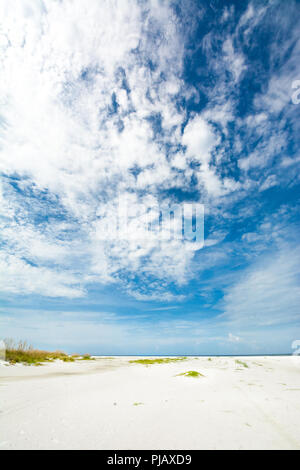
0,356,300,450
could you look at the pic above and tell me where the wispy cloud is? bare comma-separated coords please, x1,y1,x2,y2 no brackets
221,245,300,327
0,0,299,353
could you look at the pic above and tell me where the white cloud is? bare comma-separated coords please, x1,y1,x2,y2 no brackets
236,2,268,43
182,115,219,164
251,3,300,116
238,132,286,171
1,0,296,303
222,38,246,83
228,332,241,343
0,253,85,298
181,116,239,197
259,174,278,191
205,231,227,247
0,0,221,299
280,155,300,167
221,246,300,327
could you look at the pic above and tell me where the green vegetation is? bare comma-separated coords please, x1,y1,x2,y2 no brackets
80,354,94,361
129,357,187,366
235,360,249,368
61,355,75,362
176,370,205,378
133,402,144,406
208,358,212,361
4,339,89,365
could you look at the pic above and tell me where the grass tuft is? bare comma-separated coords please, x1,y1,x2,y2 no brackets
80,354,95,361
176,370,205,378
129,357,187,366
133,402,144,406
235,360,249,368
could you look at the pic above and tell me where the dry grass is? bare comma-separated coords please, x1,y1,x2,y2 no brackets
4,339,81,365
129,357,188,366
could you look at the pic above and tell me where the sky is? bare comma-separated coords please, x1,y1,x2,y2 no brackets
0,0,300,355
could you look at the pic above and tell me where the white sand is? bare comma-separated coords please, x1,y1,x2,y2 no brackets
0,356,300,450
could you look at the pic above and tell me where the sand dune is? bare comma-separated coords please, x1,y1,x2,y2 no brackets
1,356,300,450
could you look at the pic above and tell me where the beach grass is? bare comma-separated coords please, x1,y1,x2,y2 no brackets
80,354,95,361
235,359,249,368
175,370,204,378
129,357,187,366
4,339,88,365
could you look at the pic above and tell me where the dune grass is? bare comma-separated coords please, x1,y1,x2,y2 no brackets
80,354,95,361
129,357,187,366
235,359,249,368
175,370,205,378
4,340,89,365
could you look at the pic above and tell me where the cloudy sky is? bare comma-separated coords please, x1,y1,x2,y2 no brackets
0,0,300,355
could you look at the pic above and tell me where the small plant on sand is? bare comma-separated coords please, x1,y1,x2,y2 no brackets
235,360,249,368
133,402,144,406
81,354,94,361
176,370,205,378
129,357,187,366
61,356,75,362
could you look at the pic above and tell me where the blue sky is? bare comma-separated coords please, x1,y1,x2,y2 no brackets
0,0,300,355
